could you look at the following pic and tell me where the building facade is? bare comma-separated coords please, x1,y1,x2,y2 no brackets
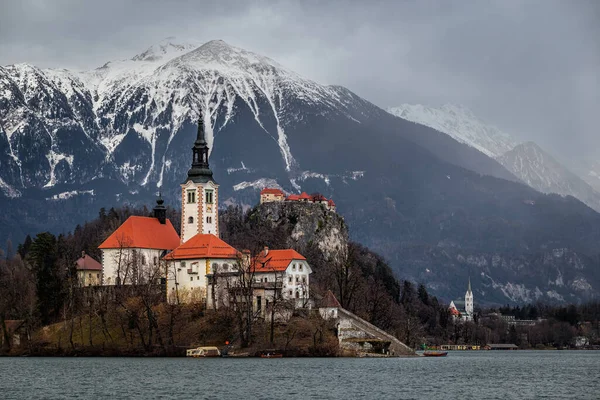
98,197,180,285
74,252,103,287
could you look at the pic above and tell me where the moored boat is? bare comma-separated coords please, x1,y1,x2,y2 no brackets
422,351,448,357
260,352,283,358
186,346,221,357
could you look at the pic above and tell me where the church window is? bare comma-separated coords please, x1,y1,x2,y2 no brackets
187,190,196,204
153,256,157,265
302,276,306,284
207,216,212,224
292,265,296,271
288,276,292,283
188,216,194,224
206,190,213,204
190,277,193,282
299,265,303,271
295,291,300,299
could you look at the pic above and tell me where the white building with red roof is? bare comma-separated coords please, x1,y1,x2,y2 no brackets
164,233,239,305
259,188,336,211
252,247,312,310
260,188,285,204
98,196,180,285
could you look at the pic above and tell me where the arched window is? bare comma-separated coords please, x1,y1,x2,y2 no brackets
295,291,300,299
188,216,194,224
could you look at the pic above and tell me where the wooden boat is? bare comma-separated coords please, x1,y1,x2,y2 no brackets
260,352,283,358
422,351,448,357
186,346,221,357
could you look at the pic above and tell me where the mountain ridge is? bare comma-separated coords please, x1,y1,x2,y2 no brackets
2,39,600,304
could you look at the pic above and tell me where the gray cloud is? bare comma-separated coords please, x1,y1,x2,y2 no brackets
0,0,598,163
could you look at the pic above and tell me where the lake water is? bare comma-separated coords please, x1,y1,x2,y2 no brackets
1,351,598,399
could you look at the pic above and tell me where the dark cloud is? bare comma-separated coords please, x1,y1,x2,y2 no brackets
0,0,597,162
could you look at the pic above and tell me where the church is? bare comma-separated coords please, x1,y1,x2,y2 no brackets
98,115,312,310
448,279,474,321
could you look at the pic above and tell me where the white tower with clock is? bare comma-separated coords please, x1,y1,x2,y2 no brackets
180,115,219,243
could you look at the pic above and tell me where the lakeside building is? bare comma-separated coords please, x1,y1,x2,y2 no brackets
448,279,474,321
74,252,103,287
98,116,312,312
260,188,336,212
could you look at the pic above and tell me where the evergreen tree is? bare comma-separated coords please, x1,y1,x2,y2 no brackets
28,232,64,325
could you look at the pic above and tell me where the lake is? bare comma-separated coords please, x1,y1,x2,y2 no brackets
1,351,598,399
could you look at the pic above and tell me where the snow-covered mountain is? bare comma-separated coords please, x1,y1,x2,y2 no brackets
498,142,600,211
388,104,518,158
388,104,600,212
2,39,600,304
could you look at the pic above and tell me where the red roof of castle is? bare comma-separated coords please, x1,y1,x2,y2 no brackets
299,192,311,200
260,188,285,196
327,199,336,206
98,216,180,250
164,234,238,260
75,254,102,271
286,194,300,201
252,249,306,272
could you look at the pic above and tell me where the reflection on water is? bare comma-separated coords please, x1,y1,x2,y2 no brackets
1,351,598,399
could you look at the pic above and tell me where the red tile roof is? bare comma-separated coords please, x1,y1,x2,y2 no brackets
298,192,311,200
252,249,306,272
165,234,238,260
322,290,341,308
260,188,285,196
75,254,102,271
286,194,300,201
327,199,336,206
99,216,180,250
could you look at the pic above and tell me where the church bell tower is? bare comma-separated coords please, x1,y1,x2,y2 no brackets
465,278,474,315
180,114,219,243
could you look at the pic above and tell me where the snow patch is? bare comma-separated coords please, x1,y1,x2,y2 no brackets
233,178,280,191
0,177,21,198
48,189,94,200
44,150,74,188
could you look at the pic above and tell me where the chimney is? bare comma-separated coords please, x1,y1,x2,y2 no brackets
263,246,269,256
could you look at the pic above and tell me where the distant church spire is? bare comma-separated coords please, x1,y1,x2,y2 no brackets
467,276,472,294
185,113,216,184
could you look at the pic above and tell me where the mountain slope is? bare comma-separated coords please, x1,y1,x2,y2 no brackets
388,104,517,158
389,104,600,213
498,142,600,211
1,40,600,304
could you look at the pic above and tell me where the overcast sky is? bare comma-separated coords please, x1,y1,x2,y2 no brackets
0,0,598,163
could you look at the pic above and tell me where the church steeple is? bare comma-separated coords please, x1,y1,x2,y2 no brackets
467,277,472,294
185,114,216,184
153,191,166,224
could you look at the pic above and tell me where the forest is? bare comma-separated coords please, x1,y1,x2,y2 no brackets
1,204,599,355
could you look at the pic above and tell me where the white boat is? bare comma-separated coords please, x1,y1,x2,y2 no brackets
186,346,221,357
